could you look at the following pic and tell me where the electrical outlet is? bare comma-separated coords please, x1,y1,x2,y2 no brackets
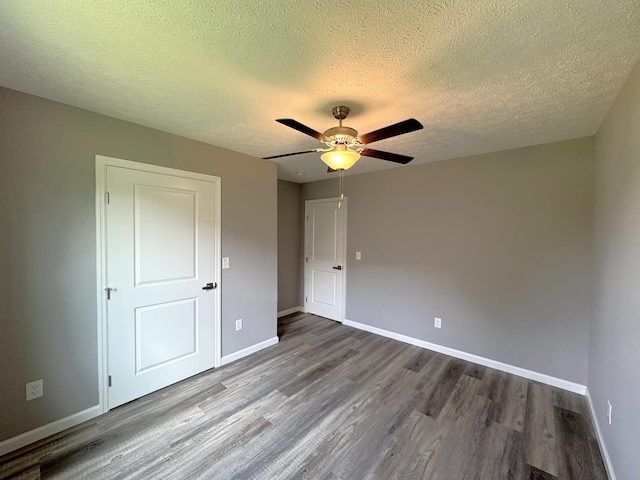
26,379,43,401
356,251,361,260
434,317,442,328
222,257,230,269
607,400,612,425
235,318,242,331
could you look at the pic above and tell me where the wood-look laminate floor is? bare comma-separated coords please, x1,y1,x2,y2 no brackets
0,313,608,480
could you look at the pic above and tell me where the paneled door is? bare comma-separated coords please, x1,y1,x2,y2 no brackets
102,158,220,409
304,198,346,321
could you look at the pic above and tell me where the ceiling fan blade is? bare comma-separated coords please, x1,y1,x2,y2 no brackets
262,149,321,160
358,118,423,145
276,119,330,142
360,148,414,164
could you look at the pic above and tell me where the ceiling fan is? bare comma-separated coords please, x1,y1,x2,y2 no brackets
263,106,424,172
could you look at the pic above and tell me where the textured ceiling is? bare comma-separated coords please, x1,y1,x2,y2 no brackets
1,1,640,183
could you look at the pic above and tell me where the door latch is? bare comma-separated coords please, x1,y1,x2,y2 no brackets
332,266,342,270
202,282,217,290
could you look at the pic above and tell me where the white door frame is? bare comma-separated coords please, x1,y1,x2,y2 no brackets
95,155,222,413
304,197,347,322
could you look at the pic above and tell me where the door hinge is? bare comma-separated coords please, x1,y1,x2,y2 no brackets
105,192,110,204
305,296,308,302
306,215,309,221
108,375,112,387
305,257,308,263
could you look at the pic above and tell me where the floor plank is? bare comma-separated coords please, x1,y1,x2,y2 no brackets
496,374,528,432
463,362,487,380
475,423,527,480
404,348,434,373
478,367,507,402
0,314,607,480
553,407,608,480
415,357,466,419
374,410,436,480
524,383,559,477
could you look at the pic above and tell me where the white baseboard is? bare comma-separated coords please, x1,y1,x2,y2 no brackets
0,405,102,457
220,336,279,366
342,319,587,395
585,389,616,480
277,306,304,318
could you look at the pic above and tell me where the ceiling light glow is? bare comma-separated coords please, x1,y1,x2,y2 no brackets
321,147,360,170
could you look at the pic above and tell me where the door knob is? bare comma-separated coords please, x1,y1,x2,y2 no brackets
332,266,342,270
202,282,217,290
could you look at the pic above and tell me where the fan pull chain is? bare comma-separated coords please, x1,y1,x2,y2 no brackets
338,169,344,209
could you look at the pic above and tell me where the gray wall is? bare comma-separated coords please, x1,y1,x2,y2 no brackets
277,180,303,312
0,87,277,442
303,137,594,384
590,60,640,478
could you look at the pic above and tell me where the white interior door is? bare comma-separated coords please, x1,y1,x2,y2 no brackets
305,198,346,321
102,159,220,409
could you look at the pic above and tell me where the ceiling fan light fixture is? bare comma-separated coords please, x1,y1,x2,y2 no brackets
321,146,360,171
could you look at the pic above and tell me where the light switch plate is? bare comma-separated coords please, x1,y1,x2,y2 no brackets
356,251,361,260
222,257,230,269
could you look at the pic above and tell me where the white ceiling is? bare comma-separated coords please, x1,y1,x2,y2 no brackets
1,1,639,183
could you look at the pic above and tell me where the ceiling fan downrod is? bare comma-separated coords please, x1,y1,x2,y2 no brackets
324,106,360,148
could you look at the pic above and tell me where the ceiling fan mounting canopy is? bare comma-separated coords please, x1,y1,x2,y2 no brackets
331,105,350,120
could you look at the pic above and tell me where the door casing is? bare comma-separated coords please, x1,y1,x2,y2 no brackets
95,155,222,413
304,197,347,322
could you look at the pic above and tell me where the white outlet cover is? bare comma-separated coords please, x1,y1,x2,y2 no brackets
235,318,242,331
222,257,230,269
356,251,361,260
26,379,43,401
434,317,442,328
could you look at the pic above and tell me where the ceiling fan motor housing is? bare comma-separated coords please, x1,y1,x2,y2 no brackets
324,125,359,145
